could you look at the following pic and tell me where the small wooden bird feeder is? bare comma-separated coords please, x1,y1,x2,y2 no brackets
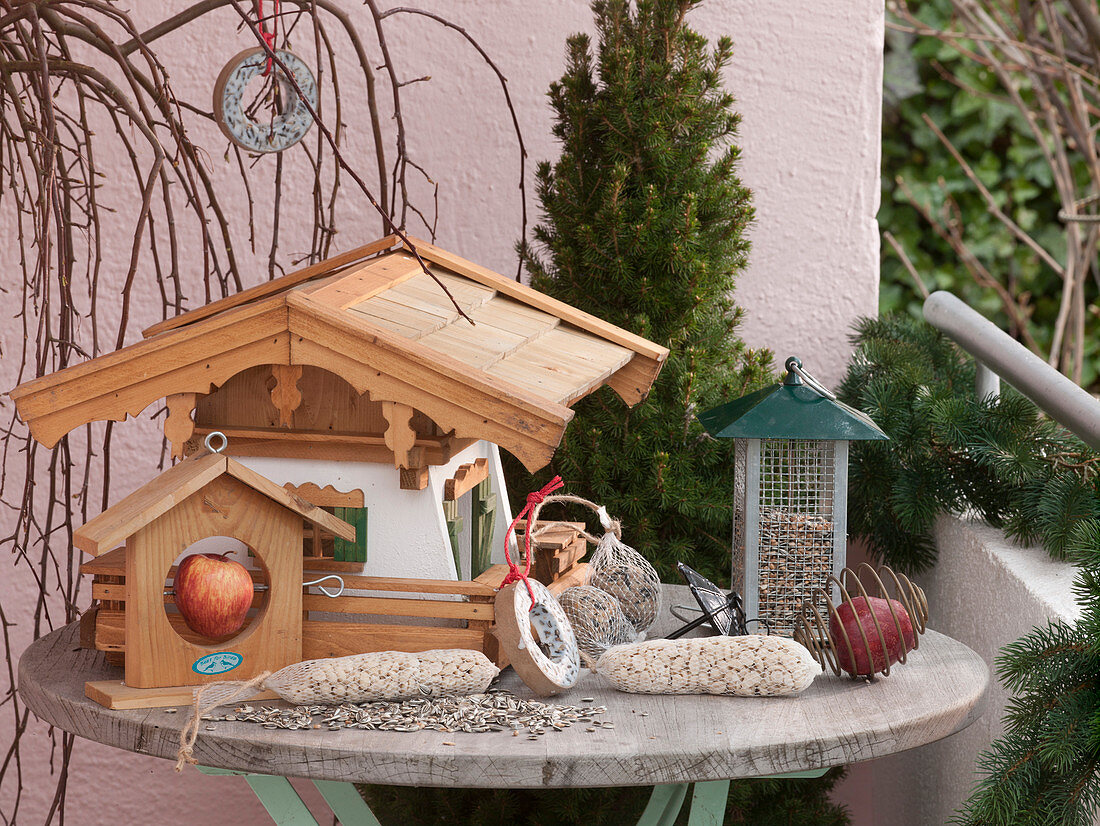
73,451,354,700
697,356,888,636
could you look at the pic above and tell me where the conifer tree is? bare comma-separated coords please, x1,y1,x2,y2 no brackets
517,0,773,585
839,315,1100,574
377,3,847,825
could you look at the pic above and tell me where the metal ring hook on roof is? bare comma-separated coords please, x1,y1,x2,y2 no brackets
204,431,228,454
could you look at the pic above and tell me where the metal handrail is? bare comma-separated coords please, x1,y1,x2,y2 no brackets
923,291,1100,451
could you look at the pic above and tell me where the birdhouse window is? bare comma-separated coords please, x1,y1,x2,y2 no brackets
285,484,368,566
332,507,368,563
443,459,496,579
299,506,368,564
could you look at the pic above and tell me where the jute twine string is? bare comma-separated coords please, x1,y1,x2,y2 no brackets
578,649,599,671
528,494,622,546
175,671,270,772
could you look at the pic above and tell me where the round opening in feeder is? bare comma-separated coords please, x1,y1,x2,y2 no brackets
164,536,270,646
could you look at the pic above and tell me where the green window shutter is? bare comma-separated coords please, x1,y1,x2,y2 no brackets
470,478,496,579
333,507,368,563
442,499,464,578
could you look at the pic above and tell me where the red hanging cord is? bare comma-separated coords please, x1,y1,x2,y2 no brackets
502,476,564,610
256,0,279,76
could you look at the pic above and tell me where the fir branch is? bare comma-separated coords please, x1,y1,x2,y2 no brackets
843,314,1100,825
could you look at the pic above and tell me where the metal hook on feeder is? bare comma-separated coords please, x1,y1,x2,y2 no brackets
165,575,345,598
204,431,228,454
303,574,345,598
784,356,838,401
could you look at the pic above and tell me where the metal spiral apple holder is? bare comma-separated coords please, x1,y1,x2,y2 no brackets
792,563,929,679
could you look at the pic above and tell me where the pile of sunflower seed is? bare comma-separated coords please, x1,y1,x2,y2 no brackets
195,690,612,739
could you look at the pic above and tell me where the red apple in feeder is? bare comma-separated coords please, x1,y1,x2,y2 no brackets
793,563,929,679
830,595,917,676
174,552,255,639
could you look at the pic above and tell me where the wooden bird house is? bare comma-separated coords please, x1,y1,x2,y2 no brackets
13,235,668,706
73,451,354,703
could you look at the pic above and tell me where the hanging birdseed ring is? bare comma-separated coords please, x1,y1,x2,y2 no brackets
494,580,580,696
213,48,317,153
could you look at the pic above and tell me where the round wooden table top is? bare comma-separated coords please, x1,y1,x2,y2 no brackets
18,587,989,788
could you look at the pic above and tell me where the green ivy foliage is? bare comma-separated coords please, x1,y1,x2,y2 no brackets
881,0,1099,388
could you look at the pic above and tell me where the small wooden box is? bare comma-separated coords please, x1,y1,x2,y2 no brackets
523,521,589,591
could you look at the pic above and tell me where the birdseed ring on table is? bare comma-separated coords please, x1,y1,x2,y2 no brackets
213,48,317,153
494,580,580,697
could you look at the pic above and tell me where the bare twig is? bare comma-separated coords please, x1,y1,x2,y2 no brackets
921,113,1065,276
883,230,930,299
891,0,1100,382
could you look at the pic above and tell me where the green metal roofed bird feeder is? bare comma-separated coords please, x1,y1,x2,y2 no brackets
697,356,888,636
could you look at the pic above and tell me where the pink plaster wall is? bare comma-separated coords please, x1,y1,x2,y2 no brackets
0,2,883,823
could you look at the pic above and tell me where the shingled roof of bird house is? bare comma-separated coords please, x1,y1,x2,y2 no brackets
10,236,668,471
73,451,356,557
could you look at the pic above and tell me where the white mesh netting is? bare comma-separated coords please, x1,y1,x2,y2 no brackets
584,508,661,633
591,635,820,697
558,585,638,659
264,649,500,704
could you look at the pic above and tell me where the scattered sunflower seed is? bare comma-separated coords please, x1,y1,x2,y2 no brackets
214,692,610,737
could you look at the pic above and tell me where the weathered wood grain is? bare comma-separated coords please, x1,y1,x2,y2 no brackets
19,586,988,787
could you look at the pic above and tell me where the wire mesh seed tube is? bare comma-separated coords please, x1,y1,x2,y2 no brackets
736,438,848,636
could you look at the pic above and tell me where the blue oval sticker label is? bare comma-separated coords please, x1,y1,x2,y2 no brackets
192,652,243,676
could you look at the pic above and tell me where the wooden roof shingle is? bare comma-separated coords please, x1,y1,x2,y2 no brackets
10,237,668,471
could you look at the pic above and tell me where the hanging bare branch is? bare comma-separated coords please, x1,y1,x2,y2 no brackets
890,0,1100,383
0,2,528,821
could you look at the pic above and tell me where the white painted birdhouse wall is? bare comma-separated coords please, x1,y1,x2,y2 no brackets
237,440,514,580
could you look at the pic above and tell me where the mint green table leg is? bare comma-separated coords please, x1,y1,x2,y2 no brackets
637,783,689,826
687,779,730,826
766,768,828,778
243,775,320,825
313,779,383,826
197,767,318,825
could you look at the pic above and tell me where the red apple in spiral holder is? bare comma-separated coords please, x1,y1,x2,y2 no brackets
174,552,254,639
830,595,916,677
